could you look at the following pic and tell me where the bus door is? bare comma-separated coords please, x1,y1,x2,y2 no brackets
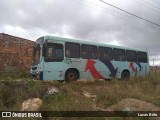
43,42,64,80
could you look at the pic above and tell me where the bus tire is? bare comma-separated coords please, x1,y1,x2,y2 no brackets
65,69,79,82
121,70,130,80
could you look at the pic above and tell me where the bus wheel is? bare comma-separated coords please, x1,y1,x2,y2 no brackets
65,70,78,82
121,71,130,80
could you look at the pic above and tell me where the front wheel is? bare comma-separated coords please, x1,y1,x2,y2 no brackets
121,71,130,80
65,70,79,82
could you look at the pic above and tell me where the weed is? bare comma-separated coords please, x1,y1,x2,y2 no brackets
26,80,42,98
0,73,160,120
157,97,160,107
0,72,30,80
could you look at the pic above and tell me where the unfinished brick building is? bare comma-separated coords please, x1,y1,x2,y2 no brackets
0,33,35,73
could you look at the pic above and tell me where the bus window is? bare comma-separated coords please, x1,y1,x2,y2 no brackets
45,43,63,62
126,50,137,62
81,44,98,59
65,42,80,58
66,49,70,58
137,51,147,63
48,47,53,57
98,46,113,60
113,48,126,61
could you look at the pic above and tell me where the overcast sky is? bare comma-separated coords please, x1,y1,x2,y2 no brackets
0,0,160,65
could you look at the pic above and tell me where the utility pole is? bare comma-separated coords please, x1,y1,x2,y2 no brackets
153,58,155,72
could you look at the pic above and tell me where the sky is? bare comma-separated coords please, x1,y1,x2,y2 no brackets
0,0,160,65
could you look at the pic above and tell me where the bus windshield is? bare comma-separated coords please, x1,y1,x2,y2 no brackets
33,44,40,65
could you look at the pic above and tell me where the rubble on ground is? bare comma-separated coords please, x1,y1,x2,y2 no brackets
21,98,42,111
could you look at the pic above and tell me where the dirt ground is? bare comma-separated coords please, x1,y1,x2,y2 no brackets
108,98,160,111
92,97,160,111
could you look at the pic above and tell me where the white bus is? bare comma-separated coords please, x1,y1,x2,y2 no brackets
31,35,149,82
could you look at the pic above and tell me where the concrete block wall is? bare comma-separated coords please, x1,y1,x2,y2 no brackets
0,33,35,73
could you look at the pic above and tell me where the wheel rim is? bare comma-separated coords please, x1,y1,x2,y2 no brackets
124,73,128,78
68,73,75,80
123,73,129,79
122,71,129,80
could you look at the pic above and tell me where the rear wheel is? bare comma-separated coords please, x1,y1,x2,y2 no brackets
65,70,79,82
121,71,130,80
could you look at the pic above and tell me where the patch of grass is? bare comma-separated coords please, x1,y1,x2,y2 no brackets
0,73,160,120
0,84,16,108
156,97,160,106
27,80,42,98
0,72,30,80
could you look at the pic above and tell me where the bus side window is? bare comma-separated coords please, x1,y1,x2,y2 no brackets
113,48,126,61
103,54,107,59
82,52,86,58
92,52,97,59
66,50,70,58
126,50,137,62
65,42,80,58
44,43,64,62
81,44,98,59
98,46,113,60
137,51,147,63
55,48,63,58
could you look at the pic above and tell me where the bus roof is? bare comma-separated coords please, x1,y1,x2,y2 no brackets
41,35,147,52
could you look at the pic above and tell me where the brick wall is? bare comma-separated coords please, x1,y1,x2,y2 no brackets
0,33,35,73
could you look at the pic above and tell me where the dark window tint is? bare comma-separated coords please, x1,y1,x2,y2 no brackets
137,51,147,63
81,44,98,59
113,48,126,61
65,42,80,58
98,47,113,60
126,50,137,62
44,43,63,62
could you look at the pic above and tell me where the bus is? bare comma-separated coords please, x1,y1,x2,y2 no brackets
31,35,149,82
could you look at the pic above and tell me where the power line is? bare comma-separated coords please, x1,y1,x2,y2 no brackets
99,0,160,27
132,0,160,14
131,0,160,23
71,0,130,19
71,0,140,24
142,0,160,11
70,0,119,18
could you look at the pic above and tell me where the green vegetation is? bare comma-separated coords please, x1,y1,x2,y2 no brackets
0,72,30,80
0,73,160,120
